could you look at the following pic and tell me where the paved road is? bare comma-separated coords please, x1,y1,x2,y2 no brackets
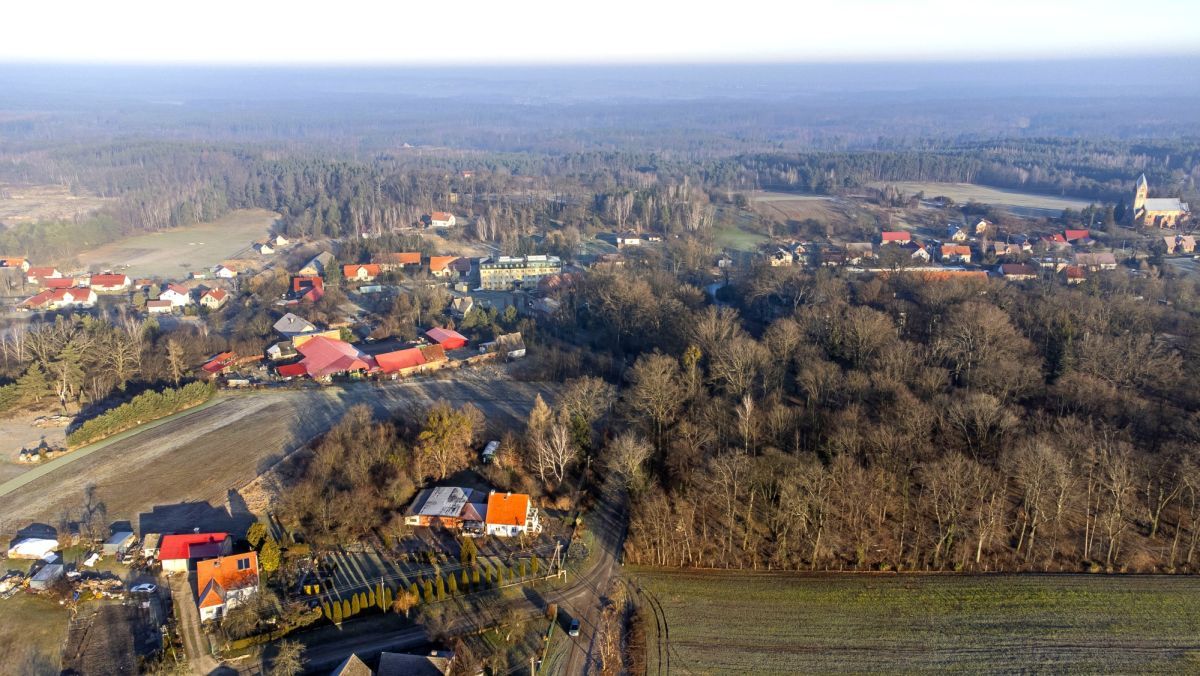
296,475,629,674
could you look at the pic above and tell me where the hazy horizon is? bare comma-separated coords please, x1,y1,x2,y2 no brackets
5,0,1200,64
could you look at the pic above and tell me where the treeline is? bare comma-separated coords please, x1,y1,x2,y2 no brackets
67,381,214,447
537,260,1200,573
735,138,1200,203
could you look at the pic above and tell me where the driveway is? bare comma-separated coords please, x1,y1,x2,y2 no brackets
169,574,221,675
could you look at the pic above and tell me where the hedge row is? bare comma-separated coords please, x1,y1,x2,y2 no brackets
67,381,216,447
320,556,544,623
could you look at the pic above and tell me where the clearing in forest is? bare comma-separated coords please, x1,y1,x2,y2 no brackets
631,568,1200,675
0,183,112,225
77,208,278,278
870,181,1094,217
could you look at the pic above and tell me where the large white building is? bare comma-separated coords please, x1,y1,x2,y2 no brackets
478,255,562,290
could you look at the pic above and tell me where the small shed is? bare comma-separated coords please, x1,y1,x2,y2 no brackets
103,532,136,556
142,533,161,558
481,440,500,464
29,563,64,591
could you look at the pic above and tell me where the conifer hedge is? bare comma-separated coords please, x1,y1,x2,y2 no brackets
66,381,215,447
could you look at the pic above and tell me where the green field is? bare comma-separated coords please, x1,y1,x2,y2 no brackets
631,569,1200,674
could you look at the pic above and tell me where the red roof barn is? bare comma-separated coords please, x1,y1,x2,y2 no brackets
376,347,427,373
425,327,468,350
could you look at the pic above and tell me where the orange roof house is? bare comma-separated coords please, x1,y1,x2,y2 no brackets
374,252,421,269
428,256,458,276
940,244,973,263
195,551,259,621
484,492,541,536
880,231,911,244
343,263,382,282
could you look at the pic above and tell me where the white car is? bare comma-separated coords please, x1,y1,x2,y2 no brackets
129,583,157,594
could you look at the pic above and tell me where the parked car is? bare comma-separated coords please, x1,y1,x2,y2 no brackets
129,583,157,594
568,618,581,637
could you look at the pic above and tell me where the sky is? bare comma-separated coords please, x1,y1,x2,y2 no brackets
5,0,1200,65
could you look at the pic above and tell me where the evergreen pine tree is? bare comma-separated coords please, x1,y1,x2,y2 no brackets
461,569,470,590
447,574,458,596
351,594,361,615
333,601,344,624
472,568,481,587
531,556,540,576
423,579,434,603
341,598,352,619
436,575,446,601
16,363,51,404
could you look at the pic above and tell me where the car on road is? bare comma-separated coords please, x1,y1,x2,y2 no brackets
567,618,581,637
129,583,157,594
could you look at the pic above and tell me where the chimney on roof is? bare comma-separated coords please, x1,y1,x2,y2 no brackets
193,527,200,534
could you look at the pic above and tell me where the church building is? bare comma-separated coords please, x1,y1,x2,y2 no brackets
1134,174,1190,228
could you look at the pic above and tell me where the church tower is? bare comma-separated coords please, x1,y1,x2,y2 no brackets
1134,173,1149,216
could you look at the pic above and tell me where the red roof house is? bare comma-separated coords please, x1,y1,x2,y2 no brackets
881,231,911,244
199,288,228,309
376,347,427,373
276,362,309,378
159,533,231,572
292,276,325,302
292,336,375,379
90,273,130,291
425,327,468,350
26,267,62,284
1064,229,1091,242
202,351,237,375
45,277,76,290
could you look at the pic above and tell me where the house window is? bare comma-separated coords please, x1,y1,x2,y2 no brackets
237,558,250,571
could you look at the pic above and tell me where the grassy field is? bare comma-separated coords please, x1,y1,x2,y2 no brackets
871,181,1093,217
748,190,840,224
632,568,1200,674
0,183,111,225
77,208,278,277
0,590,70,671
714,207,770,252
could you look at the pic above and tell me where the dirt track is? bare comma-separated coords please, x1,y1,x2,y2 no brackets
0,373,555,538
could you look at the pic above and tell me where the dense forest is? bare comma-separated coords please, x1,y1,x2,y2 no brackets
541,264,1200,573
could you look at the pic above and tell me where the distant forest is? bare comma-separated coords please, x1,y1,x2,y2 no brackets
1,63,1199,259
